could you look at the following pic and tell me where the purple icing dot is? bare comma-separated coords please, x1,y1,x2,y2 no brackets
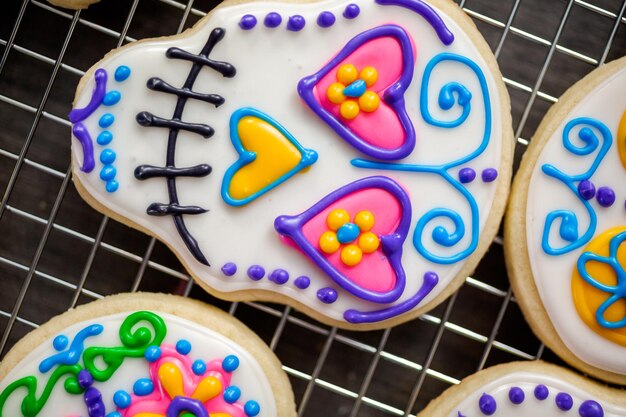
317,287,338,304
508,387,525,405
264,12,282,28
294,276,311,289
577,180,596,200
479,393,497,415
247,265,265,281
459,168,476,184
239,15,257,30
482,168,498,183
221,262,237,277
287,15,306,31
317,11,336,28
596,186,615,207
556,393,574,411
269,269,289,285
343,4,360,19
77,369,94,389
579,400,604,417
534,384,549,400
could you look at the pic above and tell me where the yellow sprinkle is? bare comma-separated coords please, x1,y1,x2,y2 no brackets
327,82,346,104
340,100,360,120
319,231,340,254
360,66,378,87
359,91,380,113
354,211,375,232
341,244,363,266
359,232,380,254
337,64,358,85
327,209,350,231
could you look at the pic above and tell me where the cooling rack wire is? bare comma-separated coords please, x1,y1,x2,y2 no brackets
0,0,625,416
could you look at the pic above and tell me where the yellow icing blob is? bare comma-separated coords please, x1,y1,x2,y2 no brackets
337,64,358,85
229,116,302,200
327,209,350,230
359,66,378,87
358,232,380,254
319,231,340,254
192,376,222,402
327,82,346,104
340,100,360,120
359,91,380,113
618,110,626,170
572,226,626,346
158,362,184,398
354,211,375,232
341,244,363,266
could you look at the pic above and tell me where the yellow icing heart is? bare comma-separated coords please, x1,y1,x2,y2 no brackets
618,110,626,170
229,116,303,200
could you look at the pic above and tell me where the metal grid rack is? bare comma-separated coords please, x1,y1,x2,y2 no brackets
0,0,625,415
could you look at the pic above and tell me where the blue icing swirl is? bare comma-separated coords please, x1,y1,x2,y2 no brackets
39,324,103,373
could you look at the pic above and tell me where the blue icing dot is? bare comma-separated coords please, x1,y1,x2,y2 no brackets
52,335,68,351
113,390,131,408
343,79,367,98
244,400,261,417
144,346,161,362
192,359,207,375
97,131,113,145
222,354,240,372
224,386,241,403
99,113,115,128
176,339,192,355
100,165,116,181
133,378,154,396
337,223,360,244
115,65,131,82
100,149,116,164
106,180,119,193
102,91,121,106
106,413,122,417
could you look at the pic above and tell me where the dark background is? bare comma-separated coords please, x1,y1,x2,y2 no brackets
0,0,625,416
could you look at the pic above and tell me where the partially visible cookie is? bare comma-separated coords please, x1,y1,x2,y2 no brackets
0,293,296,417
421,361,626,417
47,0,100,10
505,56,626,384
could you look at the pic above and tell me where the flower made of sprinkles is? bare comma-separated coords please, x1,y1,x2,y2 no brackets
326,64,381,120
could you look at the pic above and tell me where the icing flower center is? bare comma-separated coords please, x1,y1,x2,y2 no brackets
326,64,381,120
319,209,380,266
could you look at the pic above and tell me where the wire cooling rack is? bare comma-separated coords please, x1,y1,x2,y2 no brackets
0,0,625,415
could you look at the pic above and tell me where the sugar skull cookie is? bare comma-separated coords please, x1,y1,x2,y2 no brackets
69,0,513,329
505,56,626,383
0,293,296,417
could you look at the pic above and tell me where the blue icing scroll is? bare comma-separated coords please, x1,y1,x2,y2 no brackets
39,324,104,373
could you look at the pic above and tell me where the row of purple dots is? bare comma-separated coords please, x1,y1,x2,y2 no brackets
221,262,339,304
477,386,603,417
577,180,620,209
239,4,360,31
459,167,498,184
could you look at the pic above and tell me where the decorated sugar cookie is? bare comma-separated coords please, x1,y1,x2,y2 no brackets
421,361,626,417
505,56,626,383
0,293,295,417
47,0,99,9
69,0,513,329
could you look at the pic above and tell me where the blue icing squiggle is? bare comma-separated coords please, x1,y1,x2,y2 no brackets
541,118,612,256
38,324,104,373
352,52,491,264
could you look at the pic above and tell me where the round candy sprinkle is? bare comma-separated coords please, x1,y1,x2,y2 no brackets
113,390,131,408
596,186,615,207
222,262,237,276
53,335,68,351
239,15,257,30
577,180,596,200
478,393,496,415
317,11,336,27
222,354,240,372
482,168,498,183
317,287,338,304
247,265,265,281
107,412,122,417
77,369,94,389
100,165,116,181
106,180,119,193
192,359,207,376
269,269,289,285
133,378,154,396
144,345,162,362
114,66,131,82
508,387,525,405
459,167,476,184
337,223,360,244
287,15,306,31
224,386,241,403
264,12,282,28
244,400,261,417
102,91,121,106
176,339,192,355
534,384,549,400
579,400,604,417
99,113,115,128
294,276,311,289
343,4,360,19
556,392,573,411
97,131,113,145
100,149,116,164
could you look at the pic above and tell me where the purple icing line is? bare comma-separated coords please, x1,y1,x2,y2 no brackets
375,0,455,45
298,25,416,161
72,123,96,173
275,176,412,305
69,69,107,123
343,271,438,323
166,397,209,417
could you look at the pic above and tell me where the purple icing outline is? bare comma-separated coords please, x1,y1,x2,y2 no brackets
72,123,95,173
274,176,411,304
69,69,107,123
297,25,416,161
375,0,455,45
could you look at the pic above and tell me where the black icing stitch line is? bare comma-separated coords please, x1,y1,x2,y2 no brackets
135,27,236,266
